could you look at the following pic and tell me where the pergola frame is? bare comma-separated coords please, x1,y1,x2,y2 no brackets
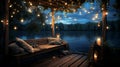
3,0,109,55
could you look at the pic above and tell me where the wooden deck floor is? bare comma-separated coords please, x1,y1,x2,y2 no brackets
28,54,89,67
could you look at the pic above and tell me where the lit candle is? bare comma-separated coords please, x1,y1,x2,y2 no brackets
56,34,60,39
56,34,60,41
94,52,97,61
97,37,101,46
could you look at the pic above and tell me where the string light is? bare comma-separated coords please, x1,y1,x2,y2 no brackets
28,8,32,13
23,1,26,3
20,18,24,23
90,7,95,10
92,18,95,20
57,16,61,20
56,26,58,29
17,10,19,13
73,9,76,13
50,3,52,5
84,10,87,13
13,12,15,14
46,20,48,22
29,2,32,6
79,12,82,15
65,2,67,5
42,23,45,26
46,16,48,18
37,14,40,17
101,7,104,10
9,4,12,8
1,20,4,23
97,23,100,27
6,23,9,25
105,12,108,15
95,13,98,19
49,12,52,16
87,11,90,14
74,18,77,21
106,26,109,29
11,15,14,18
14,26,17,30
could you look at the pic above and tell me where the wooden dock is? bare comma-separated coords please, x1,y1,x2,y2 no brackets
27,53,89,67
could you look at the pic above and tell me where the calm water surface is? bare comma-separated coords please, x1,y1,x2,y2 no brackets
18,31,120,53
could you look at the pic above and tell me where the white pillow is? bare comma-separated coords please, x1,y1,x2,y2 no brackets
16,37,34,53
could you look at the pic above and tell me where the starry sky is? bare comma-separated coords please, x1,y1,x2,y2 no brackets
42,0,118,24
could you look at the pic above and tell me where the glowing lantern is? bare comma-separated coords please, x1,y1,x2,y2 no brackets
56,34,60,39
94,52,98,61
97,37,101,46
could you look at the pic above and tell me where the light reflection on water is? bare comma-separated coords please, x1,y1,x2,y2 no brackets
18,31,120,53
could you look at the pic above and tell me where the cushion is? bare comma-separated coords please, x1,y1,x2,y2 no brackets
16,37,34,53
8,42,25,54
49,41,61,45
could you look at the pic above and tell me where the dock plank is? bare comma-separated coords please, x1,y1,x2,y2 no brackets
79,59,89,67
28,54,89,67
70,56,87,67
60,55,83,67
48,54,77,67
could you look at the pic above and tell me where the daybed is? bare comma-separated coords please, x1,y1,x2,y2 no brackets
8,37,69,66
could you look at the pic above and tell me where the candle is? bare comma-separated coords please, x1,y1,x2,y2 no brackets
56,34,60,41
56,34,60,39
94,52,98,61
97,37,101,46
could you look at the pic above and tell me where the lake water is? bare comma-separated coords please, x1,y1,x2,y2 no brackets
17,31,120,53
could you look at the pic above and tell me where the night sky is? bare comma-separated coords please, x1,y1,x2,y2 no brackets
43,0,119,24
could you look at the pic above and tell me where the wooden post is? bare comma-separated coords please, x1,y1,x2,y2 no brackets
51,8,55,37
3,0,9,55
102,2,107,44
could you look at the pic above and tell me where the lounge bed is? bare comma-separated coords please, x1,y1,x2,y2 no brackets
8,37,69,65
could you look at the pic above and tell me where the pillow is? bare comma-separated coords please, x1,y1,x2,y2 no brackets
8,42,25,55
49,41,61,45
16,37,34,53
